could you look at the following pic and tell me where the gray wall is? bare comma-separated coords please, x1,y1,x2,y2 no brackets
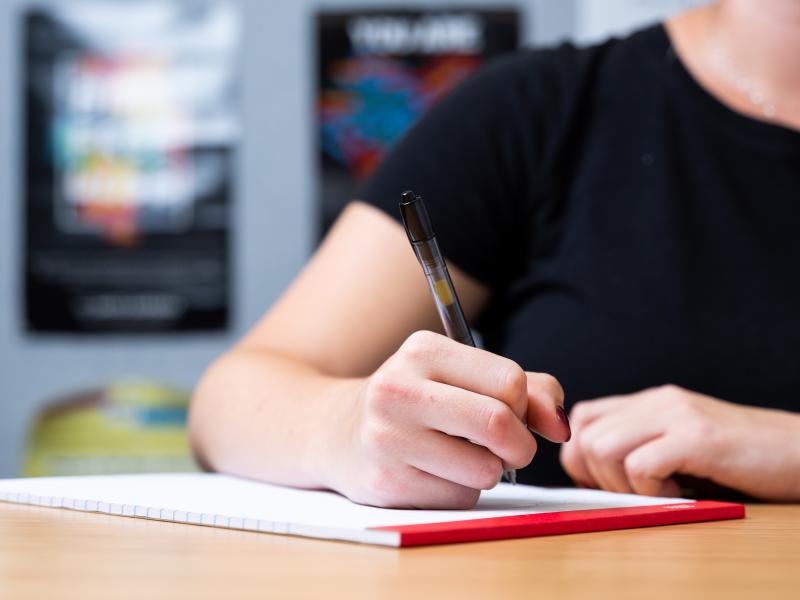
0,0,691,477
575,0,708,43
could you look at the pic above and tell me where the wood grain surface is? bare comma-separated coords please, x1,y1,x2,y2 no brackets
1,502,798,599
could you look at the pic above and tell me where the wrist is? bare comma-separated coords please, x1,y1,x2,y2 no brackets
782,410,800,498
728,405,800,501
305,376,366,493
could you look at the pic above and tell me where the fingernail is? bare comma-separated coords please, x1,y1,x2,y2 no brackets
556,406,572,442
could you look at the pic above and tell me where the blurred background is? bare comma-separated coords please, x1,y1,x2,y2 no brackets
0,0,705,478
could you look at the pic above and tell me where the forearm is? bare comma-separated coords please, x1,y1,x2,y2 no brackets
189,347,363,490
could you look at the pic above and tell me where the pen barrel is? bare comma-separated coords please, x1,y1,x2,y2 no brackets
412,240,475,347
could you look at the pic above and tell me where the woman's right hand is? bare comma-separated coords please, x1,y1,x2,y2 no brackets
326,330,570,509
191,205,569,502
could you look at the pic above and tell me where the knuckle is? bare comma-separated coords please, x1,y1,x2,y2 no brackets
671,393,699,417
655,384,684,404
401,330,439,362
365,370,394,398
483,405,515,445
591,438,617,462
576,428,594,454
637,387,667,411
473,455,504,490
569,401,589,426
364,370,405,412
623,453,650,481
498,363,527,402
685,418,714,445
659,383,682,395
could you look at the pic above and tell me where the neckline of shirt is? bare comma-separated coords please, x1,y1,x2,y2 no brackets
651,23,800,156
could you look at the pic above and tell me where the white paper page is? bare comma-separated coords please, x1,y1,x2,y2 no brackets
0,473,687,531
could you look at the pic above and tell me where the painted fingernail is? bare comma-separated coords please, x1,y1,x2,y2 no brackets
556,406,572,442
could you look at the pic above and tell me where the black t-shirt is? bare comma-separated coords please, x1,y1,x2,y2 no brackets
357,24,800,486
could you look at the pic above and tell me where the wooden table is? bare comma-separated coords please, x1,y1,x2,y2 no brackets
0,502,798,599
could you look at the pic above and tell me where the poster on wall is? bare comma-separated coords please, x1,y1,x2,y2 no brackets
316,8,520,235
24,1,239,333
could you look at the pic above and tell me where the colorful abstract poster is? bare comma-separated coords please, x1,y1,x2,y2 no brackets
317,9,520,234
24,1,239,332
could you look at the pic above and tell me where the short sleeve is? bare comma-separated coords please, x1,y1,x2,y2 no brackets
355,52,548,288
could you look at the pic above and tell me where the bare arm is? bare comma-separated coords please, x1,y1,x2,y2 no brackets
189,202,569,508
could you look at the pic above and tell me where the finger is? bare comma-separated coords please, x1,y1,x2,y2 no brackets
565,392,658,490
561,404,635,490
569,386,680,431
563,399,664,491
399,331,528,418
584,453,633,493
623,435,690,497
525,372,570,442
582,450,613,493
559,439,597,489
361,463,481,509
411,380,537,470
406,430,506,490
404,468,483,509
569,396,630,430
578,419,664,494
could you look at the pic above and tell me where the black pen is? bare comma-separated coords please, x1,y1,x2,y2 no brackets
399,190,516,485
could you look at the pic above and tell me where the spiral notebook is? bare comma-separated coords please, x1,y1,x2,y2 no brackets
0,473,744,547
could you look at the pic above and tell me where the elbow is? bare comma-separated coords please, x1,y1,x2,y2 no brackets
188,357,225,473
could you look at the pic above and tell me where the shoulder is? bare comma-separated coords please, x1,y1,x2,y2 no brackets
479,23,668,98
446,24,671,156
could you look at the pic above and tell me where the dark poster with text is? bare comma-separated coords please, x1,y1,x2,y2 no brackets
24,2,239,332
317,8,520,235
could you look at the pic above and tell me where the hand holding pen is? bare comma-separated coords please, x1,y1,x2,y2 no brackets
399,191,521,484
396,191,570,488
326,192,569,509
338,329,568,509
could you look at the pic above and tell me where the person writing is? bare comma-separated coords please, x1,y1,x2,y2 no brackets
190,0,800,507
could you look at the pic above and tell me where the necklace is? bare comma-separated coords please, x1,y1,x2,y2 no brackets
708,32,778,120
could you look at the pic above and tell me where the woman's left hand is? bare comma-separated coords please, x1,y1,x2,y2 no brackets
560,385,800,501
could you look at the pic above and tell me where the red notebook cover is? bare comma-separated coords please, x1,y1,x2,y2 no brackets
373,500,745,547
